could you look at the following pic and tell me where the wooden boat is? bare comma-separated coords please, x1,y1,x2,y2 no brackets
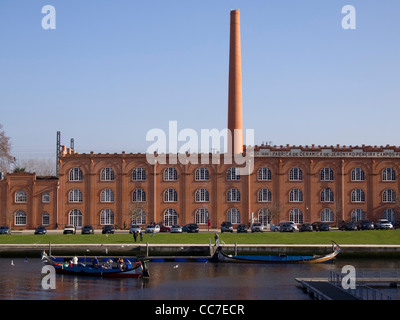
42,252,150,278
209,241,340,264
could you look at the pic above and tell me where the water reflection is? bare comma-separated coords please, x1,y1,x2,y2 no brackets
0,258,398,300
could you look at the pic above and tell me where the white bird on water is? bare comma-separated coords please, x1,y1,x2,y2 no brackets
11,260,14,266
173,264,179,269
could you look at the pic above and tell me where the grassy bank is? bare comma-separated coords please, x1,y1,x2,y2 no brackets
0,230,399,245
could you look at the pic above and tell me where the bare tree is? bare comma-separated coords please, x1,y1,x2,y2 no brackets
18,158,56,176
0,124,13,174
262,202,281,225
127,202,146,225
334,196,343,227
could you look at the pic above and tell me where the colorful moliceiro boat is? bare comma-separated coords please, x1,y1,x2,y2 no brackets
42,253,150,278
209,242,340,264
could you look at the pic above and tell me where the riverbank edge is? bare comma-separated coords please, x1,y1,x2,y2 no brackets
1,243,400,259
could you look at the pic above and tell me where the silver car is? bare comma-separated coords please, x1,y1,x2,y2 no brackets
170,225,182,233
251,222,265,233
129,224,142,234
374,219,393,230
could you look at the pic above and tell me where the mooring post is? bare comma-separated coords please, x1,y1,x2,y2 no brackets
209,238,212,256
49,241,51,256
146,242,149,257
235,242,237,256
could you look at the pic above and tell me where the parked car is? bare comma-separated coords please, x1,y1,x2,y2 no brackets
170,225,182,233
357,220,374,230
0,226,11,235
270,224,281,232
312,222,330,231
34,226,47,235
102,225,115,234
81,225,94,234
145,224,160,233
129,224,142,234
182,223,199,233
237,224,248,233
251,222,265,233
221,221,233,233
299,223,313,232
160,225,171,232
374,219,393,230
280,222,295,232
63,225,76,234
339,221,358,231
393,221,400,229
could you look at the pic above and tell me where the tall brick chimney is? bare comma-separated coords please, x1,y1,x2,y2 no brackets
227,9,243,154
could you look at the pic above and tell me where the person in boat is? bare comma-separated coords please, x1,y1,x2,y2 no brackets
125,259,132,270
72,255,78,266
92,257,99,268
118,258,124,269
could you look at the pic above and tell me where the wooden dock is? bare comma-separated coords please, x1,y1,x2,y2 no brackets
296,270,397,300
296,279,360,300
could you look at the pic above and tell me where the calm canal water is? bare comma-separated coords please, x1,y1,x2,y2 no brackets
0,257,399,300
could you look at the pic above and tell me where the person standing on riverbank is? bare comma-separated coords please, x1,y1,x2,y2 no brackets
214,233,219,246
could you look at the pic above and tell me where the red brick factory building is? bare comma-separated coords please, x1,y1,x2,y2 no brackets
1,10,399,230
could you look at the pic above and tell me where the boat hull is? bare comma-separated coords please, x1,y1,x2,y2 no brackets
209,242,340,264
42,254,149,278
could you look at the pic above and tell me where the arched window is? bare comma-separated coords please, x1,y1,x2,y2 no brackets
321,208,334,222
42,192,50,203
132,167,146,181
227,188,241,202
100,188,114,203
227,208,240,224
132,188,146,202
164,188,178,202
131,209,146,225
258,167,272,181
320,168,334,181
227,167,240,181
289,168,302,181
164,208,178,226
258,208,272,226
383,208,396,222
69,209,82,227
69,189,83,202
15,190,27,203
100,208,115,225
15,210,27,225
101,167,114,181
382,189,396,203
164,167,178,181
289,188,303,202
289,208,303,224
195,167,209,181
258,188,272,202
351,208,365,221
382,168,396,181
195,208,209,225
195,188,209,202
351,168,365,181
42,212,50,225
69,168,83,181
320,188,334,202
351,189,365,202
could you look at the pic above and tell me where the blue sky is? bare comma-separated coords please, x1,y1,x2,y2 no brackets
1,0,400,161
